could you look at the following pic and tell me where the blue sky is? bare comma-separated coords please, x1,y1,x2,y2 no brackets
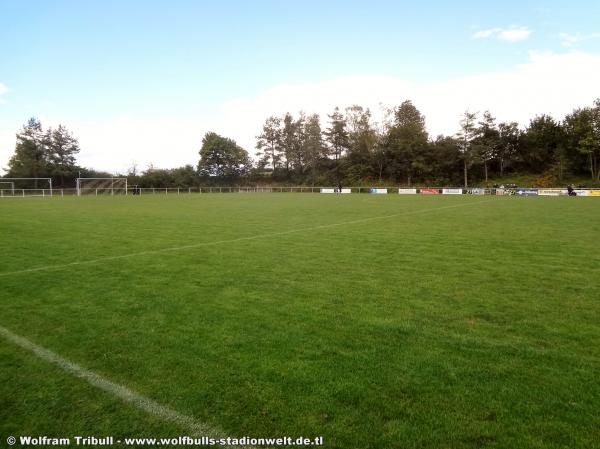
1,0,600,172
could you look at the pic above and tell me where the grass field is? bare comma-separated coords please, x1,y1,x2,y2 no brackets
1,194,599,449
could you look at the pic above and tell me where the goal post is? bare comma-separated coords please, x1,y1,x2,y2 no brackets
0,178,53,197
0,181,15,196
76,178,128,196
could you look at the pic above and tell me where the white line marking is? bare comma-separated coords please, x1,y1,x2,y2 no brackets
0,324,254,449
0,199,494,277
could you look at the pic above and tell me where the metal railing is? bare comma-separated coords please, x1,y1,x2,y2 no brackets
2,186,600,198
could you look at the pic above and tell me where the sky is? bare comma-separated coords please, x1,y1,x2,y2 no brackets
1,0,600,174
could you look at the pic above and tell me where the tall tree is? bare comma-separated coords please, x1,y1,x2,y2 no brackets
198,132,251,178
46,124,80,186
280,113,295,174
430,135,462,185
280,112,308,175
302,113,326,182
593,99,600,181
476,111,499,182
519,115,563,173
386,100,429,185
497,122,520,177
290,113,307,174
373,106,394,182
564,101,600,181
256,116,283,172
6,118,47,186
324,107,349,161
456,111,479,187
344,105,377,182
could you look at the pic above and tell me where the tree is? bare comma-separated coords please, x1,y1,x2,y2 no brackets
386,100,429,185
280,112,309,175
430,135,462,185
372,105,394,182
476,111,499,182
46,124,80,186
592,99,600,181
324,107,349,161
302,113,326,183
497,122,520,177
171,165,199,186
6,118,48,186
198,132,251,179
456,111,479,187
280,113,295,174
519,115,563,173
256,116,282,172
344,105,377,182
290,113,307,175
564,101,600,181
6,118,83,187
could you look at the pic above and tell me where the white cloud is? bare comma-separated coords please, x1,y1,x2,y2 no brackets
472,28,502,39
498,27,532,43
1,51,600,175
214,50,600,147
473,26,531,43
72,116,205,173
560,32,600,47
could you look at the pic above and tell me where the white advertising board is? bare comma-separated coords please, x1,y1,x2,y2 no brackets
538,189,566,196
320,188,352,194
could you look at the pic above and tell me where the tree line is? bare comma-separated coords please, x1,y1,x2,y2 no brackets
247,99,600,186
3,99,600,188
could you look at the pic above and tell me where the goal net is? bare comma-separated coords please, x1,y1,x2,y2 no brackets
0,178,53,197
76,178,128,196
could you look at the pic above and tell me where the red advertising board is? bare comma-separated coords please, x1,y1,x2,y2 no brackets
420,188,439,195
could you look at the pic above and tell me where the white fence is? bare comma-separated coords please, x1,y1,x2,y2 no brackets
2,186,600,198
0,188,54,198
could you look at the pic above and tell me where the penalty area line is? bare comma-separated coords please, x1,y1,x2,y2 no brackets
0,324,254,449
0,199,494,278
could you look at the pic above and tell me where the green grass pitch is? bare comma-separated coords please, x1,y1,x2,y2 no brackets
0,194,599,448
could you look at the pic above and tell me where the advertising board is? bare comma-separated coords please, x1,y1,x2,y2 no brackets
516,189,538,196
442,188,463,195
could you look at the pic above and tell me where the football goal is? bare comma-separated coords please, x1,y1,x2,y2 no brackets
0,178,53,197
0,181,15,196
76,178,128,196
